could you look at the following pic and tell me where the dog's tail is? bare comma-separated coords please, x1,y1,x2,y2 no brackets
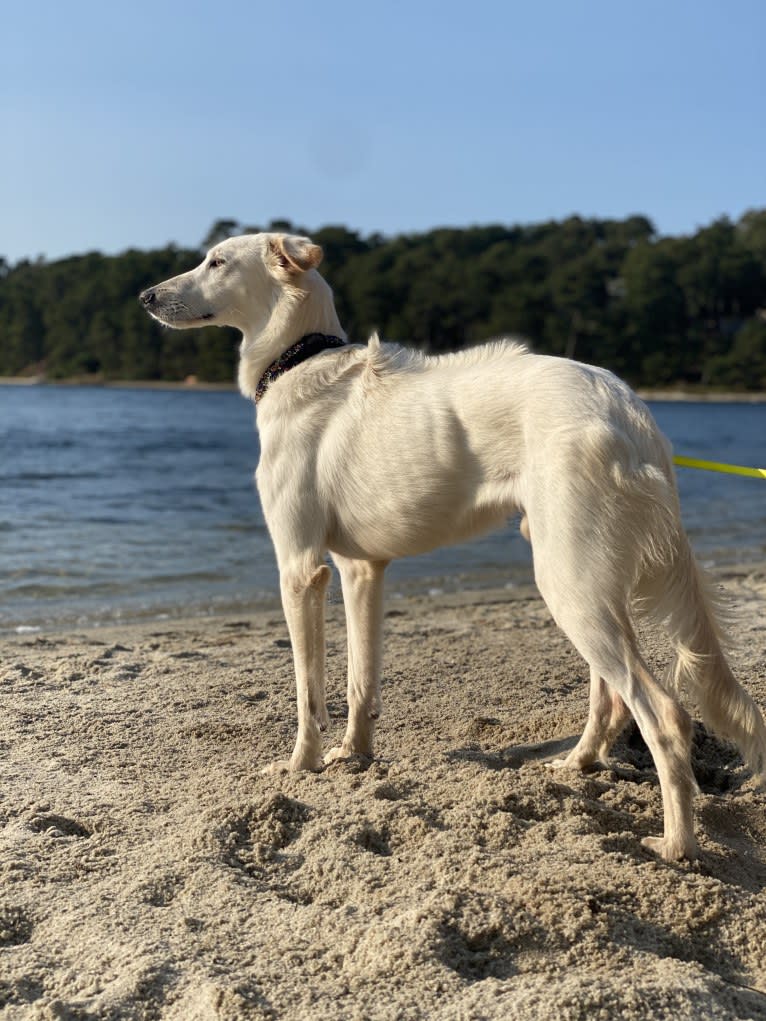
638,537,766,786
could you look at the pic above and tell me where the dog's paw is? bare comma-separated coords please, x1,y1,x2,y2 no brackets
546,755,602,773
261,759,292,776
323,745,351,766
323,749,372,774
323,744,372,766
261,754,323,775
641,835,698,862
546,756,589,771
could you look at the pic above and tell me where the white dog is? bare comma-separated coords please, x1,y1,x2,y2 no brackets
141,232,766,860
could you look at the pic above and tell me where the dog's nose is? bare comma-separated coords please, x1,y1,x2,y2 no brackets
139,288,156,306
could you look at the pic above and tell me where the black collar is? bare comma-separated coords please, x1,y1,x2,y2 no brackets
254,333,347,404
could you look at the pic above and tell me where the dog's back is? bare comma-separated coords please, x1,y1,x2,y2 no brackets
258,335,676,564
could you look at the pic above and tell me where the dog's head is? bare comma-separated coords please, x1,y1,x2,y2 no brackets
138,233,324,333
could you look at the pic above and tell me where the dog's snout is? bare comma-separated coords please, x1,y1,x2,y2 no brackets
139,288,156,307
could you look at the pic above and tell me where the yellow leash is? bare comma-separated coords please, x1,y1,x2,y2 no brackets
673,455,766,480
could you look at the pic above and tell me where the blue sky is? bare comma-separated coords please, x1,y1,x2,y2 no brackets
2,0,764,263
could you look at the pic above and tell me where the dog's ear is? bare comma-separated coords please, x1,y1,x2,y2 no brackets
269,235,324,276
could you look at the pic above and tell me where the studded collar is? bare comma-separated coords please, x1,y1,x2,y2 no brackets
254,333,347,404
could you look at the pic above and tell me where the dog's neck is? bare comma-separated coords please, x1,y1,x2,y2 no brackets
238,271,345,402
254,333,347,404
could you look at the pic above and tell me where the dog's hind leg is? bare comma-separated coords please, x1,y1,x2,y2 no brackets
537,565,697,859
325,555,388,764
265,556,332,773
550,669,630,770
619,652,697,861
575,621,696,859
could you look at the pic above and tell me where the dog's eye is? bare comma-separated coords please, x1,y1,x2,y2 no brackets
209,257,226,269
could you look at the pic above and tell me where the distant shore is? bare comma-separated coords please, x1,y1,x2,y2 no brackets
637,388,766,404
0,374,238,393
1,374,765,402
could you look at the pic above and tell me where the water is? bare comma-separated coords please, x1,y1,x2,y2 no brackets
1,385,764,632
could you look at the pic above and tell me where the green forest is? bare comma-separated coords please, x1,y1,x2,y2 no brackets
1,210,765,389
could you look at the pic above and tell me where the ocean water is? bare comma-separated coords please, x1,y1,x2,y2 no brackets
0,384,764,632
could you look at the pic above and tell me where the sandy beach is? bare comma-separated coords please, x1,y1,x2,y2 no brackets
2,569,766,1020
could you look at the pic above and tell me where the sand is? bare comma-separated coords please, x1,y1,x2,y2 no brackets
2,570,766,1020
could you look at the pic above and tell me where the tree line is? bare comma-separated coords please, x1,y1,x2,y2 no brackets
1,210,765,389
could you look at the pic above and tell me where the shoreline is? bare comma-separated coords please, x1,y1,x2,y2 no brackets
1,375,765,402
0,579,540,638
0,375,239,393
2,582,541,638
637,388,766,404
4,561,765,638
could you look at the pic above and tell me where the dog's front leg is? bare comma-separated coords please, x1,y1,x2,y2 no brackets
265,558,332,773
325,556,388,764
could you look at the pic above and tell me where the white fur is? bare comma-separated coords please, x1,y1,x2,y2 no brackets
142,233,766,861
